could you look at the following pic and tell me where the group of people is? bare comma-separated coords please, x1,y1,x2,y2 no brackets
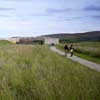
64,43,74,57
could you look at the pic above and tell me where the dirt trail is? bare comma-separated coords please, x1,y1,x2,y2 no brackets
50,46,100,72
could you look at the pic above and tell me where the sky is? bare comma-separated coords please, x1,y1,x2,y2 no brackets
0,0,100,38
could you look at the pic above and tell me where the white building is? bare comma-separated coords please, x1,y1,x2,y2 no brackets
6,37,20,43
44,37,59,45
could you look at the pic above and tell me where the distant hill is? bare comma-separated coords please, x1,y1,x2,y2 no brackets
43,31,100,42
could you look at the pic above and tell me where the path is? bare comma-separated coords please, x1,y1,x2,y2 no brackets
50,46,100,72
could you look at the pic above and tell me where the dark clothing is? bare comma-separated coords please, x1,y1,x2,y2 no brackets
64,45,69,56
64,45,69,50
69,44,73,50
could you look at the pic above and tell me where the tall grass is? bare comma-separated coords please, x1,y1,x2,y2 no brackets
56,42,100,64
74,42,100,58
0,45,100,100
0,40,13,46
57,42,100,58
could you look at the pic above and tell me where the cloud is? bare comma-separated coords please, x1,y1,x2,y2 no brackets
57,16,82,22
84,5,100,11
2,0,32,2
0,7,15,11
31,8,72,17
31,13,50,17
47,8,72,14
0,15,11,17
91,15,100,19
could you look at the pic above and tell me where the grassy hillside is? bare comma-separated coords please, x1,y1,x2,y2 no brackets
0,45,100,100
43,31,100,42
0,40,12,46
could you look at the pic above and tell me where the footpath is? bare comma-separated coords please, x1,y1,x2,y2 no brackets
50,46,100,72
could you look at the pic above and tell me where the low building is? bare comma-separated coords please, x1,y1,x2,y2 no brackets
16,37,44,45
7,37,20,43
44,37,59,45
7,37,59,45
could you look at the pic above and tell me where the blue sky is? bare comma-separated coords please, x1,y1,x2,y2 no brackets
0,0,100,38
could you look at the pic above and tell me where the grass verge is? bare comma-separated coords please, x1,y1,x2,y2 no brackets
0,45,100,100
56,44,100,65
75,52,100,64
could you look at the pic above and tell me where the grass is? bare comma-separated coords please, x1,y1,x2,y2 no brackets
0,45,100,100
0,40,13,46
74,42,100,58
75,52,100,64
56,42,100,64
56,44,65,52
74,42,100,46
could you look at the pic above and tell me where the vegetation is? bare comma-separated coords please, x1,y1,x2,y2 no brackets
74,42,100,58
75,52,100,64
0,40,13,46
0,45,100,100
56,44,65,51
56,42,100,64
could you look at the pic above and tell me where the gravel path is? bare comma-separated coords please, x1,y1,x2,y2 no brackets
50,46,100,72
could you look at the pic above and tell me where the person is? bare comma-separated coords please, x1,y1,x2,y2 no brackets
69,44,74,57
64,43,69,56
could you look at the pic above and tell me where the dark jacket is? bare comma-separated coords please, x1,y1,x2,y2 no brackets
64,45,69,50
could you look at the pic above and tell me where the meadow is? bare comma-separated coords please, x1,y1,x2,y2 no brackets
74,42,100,57
0,43,100,100
0,40,13,46
74,42,100,64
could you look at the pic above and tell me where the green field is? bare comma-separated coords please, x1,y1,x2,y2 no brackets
74,42,100,64
74,42,100,57
0,44,100,100
0,40,13,46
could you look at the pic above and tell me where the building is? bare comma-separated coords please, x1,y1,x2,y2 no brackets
16,37,44,45
44,37,59,45
7,37,59,45
6,37,20,43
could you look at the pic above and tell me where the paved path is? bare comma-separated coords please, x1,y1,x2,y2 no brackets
50,46,100,72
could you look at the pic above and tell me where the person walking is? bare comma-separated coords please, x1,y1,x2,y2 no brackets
69,44,74,57
64,43,69,56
